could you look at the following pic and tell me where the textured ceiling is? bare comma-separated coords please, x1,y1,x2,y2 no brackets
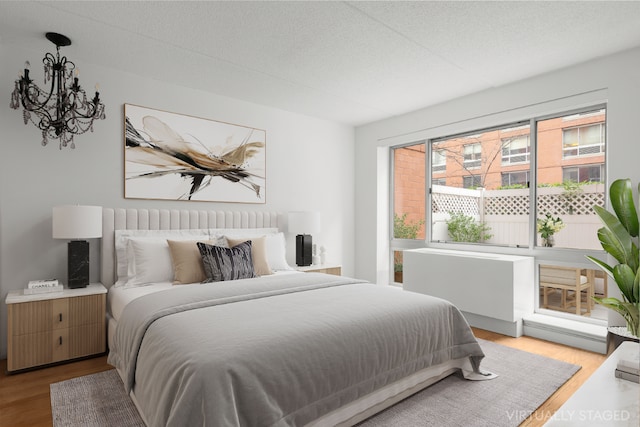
2,1,640,126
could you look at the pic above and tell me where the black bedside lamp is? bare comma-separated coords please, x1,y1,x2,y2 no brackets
52,205,102,288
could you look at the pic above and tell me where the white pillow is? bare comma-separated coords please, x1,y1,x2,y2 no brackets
125,239,174,287
264,232,293,271
114,229,209,282
114,229,209,286
213,228,290,271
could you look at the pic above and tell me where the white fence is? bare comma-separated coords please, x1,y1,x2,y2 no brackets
432,184,605,250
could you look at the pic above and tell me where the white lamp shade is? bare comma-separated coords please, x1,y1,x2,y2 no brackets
288,211,321,234
52,205,103,239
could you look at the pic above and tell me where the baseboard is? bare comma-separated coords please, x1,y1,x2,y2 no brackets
523,314,607,354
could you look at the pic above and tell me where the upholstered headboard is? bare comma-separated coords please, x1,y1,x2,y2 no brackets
101,208,280,287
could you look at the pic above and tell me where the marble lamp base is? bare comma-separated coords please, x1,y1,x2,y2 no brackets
68,240,90,289
295,234,312,267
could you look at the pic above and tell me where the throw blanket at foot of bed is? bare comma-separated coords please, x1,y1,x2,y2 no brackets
108,273,487,427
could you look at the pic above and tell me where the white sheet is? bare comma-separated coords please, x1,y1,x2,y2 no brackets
109,271,302,322
108,282,175,322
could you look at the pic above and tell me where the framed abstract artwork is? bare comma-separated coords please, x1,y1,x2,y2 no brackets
124,104,266,203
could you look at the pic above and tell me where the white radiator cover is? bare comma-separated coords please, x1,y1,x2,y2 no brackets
403,248,534,337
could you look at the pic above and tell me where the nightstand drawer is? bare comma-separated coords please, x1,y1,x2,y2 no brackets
68,294,105,327
68,323,106,357
6,284,107,373
9,300,54,334
9,332,58,369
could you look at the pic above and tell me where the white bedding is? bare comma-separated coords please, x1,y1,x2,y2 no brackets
109,282,174,322
109,273,491,427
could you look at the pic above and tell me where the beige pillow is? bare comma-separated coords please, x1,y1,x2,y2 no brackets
167,238,225,284
226,236,272,276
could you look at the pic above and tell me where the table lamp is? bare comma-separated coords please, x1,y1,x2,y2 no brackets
288,212,320,267
52,205,102,288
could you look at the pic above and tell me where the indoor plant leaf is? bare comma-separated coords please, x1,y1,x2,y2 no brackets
593,205,635,266
586,255,614,279
592,298,639,335
612,263,636,303
609,178,639,238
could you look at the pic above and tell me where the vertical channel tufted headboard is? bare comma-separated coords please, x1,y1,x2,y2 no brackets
100,208,280,288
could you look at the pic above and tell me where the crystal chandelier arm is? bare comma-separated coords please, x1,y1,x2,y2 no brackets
17,55,61,140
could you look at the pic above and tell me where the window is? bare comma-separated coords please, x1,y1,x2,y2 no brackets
432,150,446,173
393,143,425,241
429,123,530,246
391,104,607,324
463,143,481,169
463,175,482,188
562,123,605,158
501,135,530,165
501,171,529,187
537,108,606,250
392,143,426,284
563,164,603,183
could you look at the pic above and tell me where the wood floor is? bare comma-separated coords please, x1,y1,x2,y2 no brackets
0,329,606,427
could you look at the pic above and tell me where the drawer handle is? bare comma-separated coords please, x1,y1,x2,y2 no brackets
59,336,62,345
59,313,62,322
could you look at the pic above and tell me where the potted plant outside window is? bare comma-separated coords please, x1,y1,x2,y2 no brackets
537,213,565,247
587,178,640,338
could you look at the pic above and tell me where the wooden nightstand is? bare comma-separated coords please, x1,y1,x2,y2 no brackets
296,264,342,276
5,283,107,373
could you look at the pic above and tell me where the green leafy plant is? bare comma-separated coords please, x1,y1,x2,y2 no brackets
446,212,492,243
586,178,640,337
393,213,424,239
393,213,425,274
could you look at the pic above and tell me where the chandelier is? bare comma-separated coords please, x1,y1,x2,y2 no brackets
9,32,106,149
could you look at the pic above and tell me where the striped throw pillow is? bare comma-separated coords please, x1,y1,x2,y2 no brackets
197,241,256,282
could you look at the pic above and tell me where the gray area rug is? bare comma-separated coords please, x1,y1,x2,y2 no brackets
50,339,580,427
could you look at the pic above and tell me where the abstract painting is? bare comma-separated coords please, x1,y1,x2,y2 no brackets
124,104,266,203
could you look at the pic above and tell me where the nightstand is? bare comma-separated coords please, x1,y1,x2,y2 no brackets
5,283,107,373
296,264,342,276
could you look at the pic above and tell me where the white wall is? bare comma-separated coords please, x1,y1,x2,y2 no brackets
0,44,355,358
355,47,640,284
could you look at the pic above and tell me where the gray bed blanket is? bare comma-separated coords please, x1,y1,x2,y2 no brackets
108,273,485,427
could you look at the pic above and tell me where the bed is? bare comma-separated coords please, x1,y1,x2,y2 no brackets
103,208,493,427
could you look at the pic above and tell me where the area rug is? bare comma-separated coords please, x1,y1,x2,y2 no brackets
50,339,580,427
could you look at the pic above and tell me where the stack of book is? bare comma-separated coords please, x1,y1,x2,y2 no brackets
615,344,639,383
24,279,63,295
